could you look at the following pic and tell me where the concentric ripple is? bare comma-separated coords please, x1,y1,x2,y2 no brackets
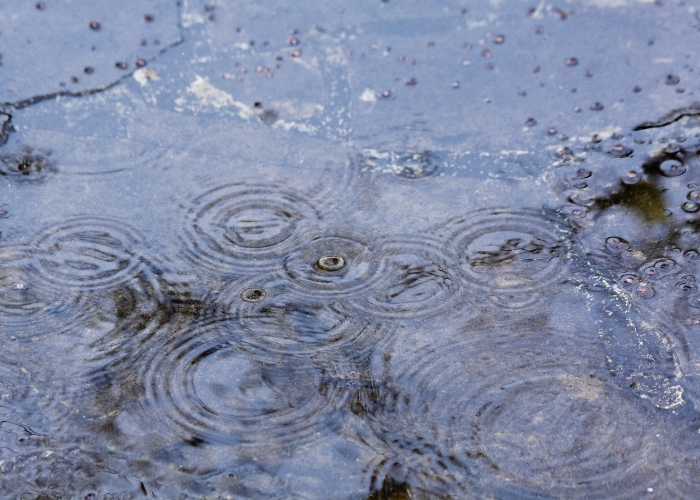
441,208,570,306
283,234,382,297
360,150,443,180
213,275,390,357
352,237,464,319
370,326,671,498
0,245,90,339
466,371,660,495
33,216,143,291
0,146,56,183
183,183,321,272
139,320,338,449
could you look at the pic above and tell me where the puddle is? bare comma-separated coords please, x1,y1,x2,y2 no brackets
3,0,700,498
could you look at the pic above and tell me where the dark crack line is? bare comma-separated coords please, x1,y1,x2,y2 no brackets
632,103,700,131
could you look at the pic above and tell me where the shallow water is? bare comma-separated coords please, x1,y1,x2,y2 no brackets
2,0,700,498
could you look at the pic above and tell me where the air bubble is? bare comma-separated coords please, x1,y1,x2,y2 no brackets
641,258,677,280
620,274,639,287
682,202,699,213
606,237,630,254
621,171,642,185
675,276,698,296
568,192,593,206
315,255,346,272
665,74,680,85
240,288,267,302
684,250,699,261
659,159,686,177
635,281,655,299
607,145,633,158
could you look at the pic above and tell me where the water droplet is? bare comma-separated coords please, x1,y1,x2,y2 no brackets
682,202,699,213
635,281,655,299
115,61,128,70
685,250,699,261
560,205,587,219
620,273,639,286
606,237,630,254
665,74,680,85
664,144,681,155
568,191,593,206
590,102,604,111
144,14,154,22
316,255,346,272
606,145,633,158
675,276,698,295
136,58,147,67
89,21,100,30
0,147,55,182
621,171,642,185
525,118,537,127
659,159,686,177
565,57,579,66
284,234,379,297
240,288,267,302
84,66,94,74
641,258,678,280
493,34,505,44
36,2,46,9
288,37,299,46
572,168,591,180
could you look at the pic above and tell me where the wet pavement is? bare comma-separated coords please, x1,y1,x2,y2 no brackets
2,0,700,498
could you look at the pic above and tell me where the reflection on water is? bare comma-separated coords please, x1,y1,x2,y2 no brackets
2,172,695,497
5,0,700,497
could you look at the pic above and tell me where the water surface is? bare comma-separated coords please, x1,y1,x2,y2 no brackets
2,0,700,498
